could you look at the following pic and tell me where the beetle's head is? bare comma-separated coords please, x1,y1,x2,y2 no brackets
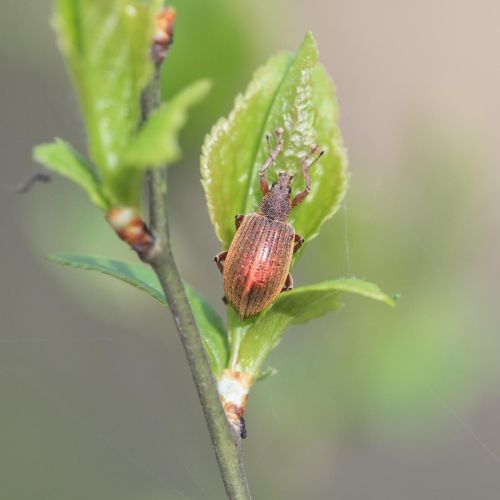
258,171,294,221
274,171,294,191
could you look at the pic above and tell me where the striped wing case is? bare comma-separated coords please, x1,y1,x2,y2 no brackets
223,214,294,319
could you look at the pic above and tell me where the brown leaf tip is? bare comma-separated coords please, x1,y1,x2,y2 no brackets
152,6,177,65
106,208,155,261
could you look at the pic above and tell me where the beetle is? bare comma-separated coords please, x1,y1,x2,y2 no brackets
214,128,324,320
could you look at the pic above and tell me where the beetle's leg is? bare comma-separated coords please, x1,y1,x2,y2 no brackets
293,233,305,254
259,127,284,195
282,273,294,292
235,214,245,230
214,251,228,274
292,145,325,208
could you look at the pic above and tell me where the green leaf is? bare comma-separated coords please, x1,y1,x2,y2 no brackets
235,279,395,378
33,139,109,209
201,32,347,249
186,287,229,378
53,0,161,206
292,62,348,240
48,254,229,377
201,52,293,247
124,79,212,168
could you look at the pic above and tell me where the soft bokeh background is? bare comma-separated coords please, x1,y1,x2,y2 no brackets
2,0,499,498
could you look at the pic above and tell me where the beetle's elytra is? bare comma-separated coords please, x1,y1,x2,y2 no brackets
215,128,324,320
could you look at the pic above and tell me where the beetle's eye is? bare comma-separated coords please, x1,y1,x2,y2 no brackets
271,182,277,188
288,187,292,194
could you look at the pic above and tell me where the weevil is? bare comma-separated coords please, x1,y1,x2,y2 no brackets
214,128,324,320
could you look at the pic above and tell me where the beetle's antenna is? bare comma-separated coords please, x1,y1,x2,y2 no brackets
266,132,272,155
304,145,325,172
260,129,283,174
291,145,325,208
265,128,283,163
259,128,284,195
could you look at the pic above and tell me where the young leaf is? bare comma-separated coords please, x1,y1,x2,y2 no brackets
292,63,348,240
33,139,109,209
235,279,395,378
201,32,347,249
124,79,212,168
201,52,294,248
48,254,229,377
53,0,161,206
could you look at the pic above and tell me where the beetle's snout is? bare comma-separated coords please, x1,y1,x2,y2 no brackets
275,172,293,189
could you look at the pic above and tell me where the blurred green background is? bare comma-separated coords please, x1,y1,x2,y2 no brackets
2,0,499,499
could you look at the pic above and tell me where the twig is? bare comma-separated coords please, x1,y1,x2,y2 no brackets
139,14,252,499
17,170,51,193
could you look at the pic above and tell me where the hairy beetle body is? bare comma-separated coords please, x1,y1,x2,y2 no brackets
215,128,324,321
223,214,294,320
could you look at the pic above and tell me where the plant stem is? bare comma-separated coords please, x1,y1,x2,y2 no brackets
141,68,252,500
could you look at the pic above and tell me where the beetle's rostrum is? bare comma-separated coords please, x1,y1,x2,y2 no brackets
215,128,324,320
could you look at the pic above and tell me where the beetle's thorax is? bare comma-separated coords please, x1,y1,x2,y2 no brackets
257,172,293,221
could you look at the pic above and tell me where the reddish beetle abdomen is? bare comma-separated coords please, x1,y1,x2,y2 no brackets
223,213,294,320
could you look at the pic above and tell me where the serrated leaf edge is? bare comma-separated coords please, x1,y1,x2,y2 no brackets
200,52,294,246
